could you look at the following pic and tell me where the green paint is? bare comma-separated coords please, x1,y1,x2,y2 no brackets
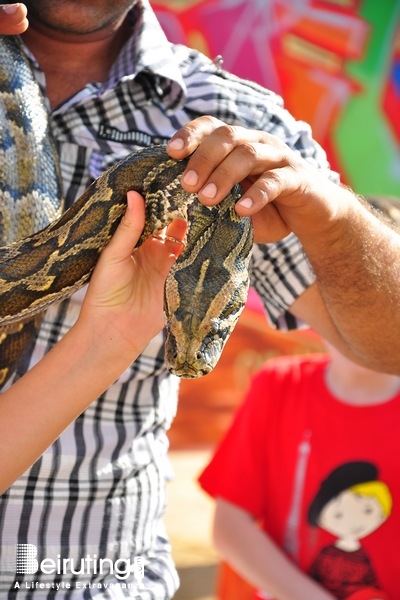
334,0,400,196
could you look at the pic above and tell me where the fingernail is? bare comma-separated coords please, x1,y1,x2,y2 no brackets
238,197,253,209
201,183,217,199
168,138,184,150
182,170,198,186
2,4,19,13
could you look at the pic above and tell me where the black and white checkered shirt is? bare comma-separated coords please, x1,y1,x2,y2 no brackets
0,1,337,598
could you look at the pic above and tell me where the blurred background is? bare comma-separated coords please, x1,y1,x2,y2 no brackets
152,0,400,197
149,1,400,598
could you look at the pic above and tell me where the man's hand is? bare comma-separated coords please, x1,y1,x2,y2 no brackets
0,3,28,34
167,115,351,244
167,116,400,374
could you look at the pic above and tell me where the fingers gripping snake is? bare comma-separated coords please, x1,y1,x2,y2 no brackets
0,35,253,384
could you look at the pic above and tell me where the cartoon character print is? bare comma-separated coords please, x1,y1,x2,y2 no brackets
307,461,392,600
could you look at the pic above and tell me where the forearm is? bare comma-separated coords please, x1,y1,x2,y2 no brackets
298,187,400,372
0,193,184,493
214,499,335,600
0,318,142,492
168,119,400,372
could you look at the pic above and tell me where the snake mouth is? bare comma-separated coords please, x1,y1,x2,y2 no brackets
166,340,221,378
165,333,224,378
168,361,213,379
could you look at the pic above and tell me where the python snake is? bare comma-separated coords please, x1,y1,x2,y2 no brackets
0,35,253,384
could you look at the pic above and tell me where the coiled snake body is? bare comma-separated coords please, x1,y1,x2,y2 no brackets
0,35,253,384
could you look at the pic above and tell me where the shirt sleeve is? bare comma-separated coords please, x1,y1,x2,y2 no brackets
199,367,276,519
250,235,315,328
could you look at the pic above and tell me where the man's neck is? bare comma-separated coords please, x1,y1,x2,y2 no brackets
21,19,132,108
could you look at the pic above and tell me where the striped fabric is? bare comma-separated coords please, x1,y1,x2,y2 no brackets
0,1,337,598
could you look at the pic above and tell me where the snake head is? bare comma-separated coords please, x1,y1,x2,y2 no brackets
164,317,226,378
160,166,253,379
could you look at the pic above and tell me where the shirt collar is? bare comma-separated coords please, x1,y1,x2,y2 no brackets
20,0,187,112
102,0,187,111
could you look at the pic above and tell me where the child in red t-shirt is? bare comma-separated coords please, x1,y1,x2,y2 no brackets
199,341,400,600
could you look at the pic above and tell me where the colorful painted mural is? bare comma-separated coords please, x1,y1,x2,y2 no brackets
151,0,400,198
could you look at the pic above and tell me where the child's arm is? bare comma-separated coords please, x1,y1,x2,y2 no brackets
214,498,336,600
0,192,186,493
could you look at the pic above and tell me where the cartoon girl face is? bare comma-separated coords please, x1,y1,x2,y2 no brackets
318,489,386,541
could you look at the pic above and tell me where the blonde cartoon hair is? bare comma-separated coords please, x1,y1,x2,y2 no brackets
350,480,393,518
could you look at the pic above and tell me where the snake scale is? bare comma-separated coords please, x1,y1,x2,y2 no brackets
0,35,253,384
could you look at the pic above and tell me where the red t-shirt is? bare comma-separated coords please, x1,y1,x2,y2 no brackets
199,354,400,600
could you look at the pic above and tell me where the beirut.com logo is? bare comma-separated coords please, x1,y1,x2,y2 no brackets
16,545,38,575
15,544,144,582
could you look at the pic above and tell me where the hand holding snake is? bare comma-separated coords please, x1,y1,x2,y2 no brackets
0,192,186,493
79,191,186,361
166,115,357,243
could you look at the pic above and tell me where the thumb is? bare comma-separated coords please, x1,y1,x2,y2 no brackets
100,191,146,263
101,190,187,270
0,4,28,34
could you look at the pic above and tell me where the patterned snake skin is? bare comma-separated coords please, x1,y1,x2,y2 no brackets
0,35,253,382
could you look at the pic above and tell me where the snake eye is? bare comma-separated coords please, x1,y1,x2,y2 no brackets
210,321,219,335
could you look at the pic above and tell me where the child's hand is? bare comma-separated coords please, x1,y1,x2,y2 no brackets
79,191,187,358
0,3,28,34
